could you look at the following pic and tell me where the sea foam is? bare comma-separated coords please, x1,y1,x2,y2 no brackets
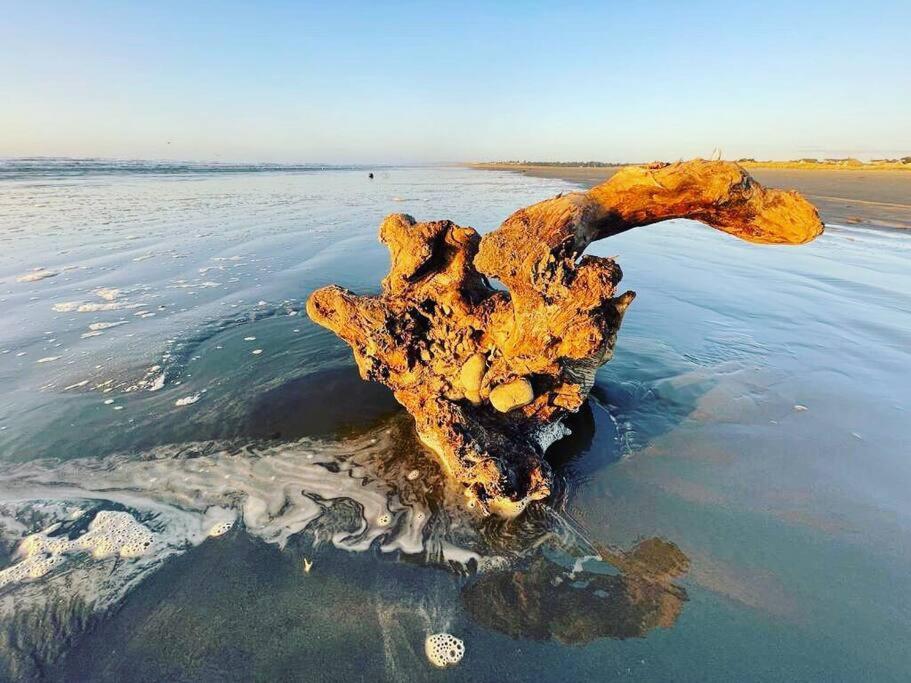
0,511,154,589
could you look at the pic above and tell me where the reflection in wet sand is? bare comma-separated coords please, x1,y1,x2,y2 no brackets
462,537,689,642
688,552,795,619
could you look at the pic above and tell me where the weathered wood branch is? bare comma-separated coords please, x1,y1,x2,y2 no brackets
307,160,823,517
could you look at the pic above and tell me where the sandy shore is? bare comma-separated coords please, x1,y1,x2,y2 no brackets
470,163,911,230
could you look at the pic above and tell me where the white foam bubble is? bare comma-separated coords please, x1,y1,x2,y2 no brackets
94,288,121,301
17,269,58,283
54,301,138,313
146,372,166,391
78,302,138,313
122,365,167,393
203,507,237,537
207,521,233,537
535,420,572,452
0,553,64,588
424,633,465,668
88,321,128,331
0,511,154,589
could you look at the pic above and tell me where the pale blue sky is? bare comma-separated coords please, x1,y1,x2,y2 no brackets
1,1,908,163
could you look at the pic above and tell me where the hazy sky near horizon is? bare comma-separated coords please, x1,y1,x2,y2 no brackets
2,1,909,163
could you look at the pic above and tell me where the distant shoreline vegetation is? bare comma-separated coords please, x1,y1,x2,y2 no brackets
475,157,911,171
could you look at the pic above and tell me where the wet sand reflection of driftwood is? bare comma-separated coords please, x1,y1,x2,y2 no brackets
461,538,689,642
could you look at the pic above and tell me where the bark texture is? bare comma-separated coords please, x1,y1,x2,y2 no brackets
307,160,823,516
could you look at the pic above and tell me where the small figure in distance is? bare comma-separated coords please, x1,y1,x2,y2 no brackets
368,172,374,179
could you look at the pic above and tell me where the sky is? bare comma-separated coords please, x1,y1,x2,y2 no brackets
1,1,909,163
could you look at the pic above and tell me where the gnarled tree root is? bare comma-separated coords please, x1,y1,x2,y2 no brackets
307,160,823,517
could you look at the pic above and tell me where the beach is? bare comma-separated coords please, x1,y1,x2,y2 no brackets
1,161,910,680
470,163,911,231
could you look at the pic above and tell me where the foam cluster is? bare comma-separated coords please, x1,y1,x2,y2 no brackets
80,510,155,557
0,510,154,589
0,435,432,556
0,553,65,588
424,633,465,668
208,520,233,537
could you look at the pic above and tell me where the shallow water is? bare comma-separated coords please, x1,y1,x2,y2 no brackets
1,161,909,681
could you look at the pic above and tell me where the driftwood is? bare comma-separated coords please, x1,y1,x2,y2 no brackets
307,160,823,516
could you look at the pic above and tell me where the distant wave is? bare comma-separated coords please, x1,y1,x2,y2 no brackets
0,157,387,179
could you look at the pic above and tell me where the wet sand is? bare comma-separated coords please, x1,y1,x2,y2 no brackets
470,164,911,230
4,162,911,680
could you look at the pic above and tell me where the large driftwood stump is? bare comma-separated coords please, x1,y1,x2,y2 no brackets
307,160,823,516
